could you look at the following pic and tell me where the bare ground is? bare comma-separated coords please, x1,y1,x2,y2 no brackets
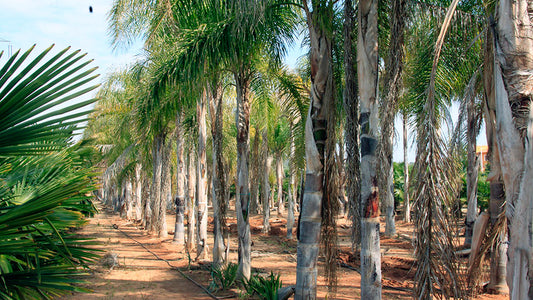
60,203,508,299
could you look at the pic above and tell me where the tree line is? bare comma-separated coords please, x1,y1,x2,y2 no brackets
81,0,533,299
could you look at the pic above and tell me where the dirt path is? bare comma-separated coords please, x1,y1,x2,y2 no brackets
61,204,215,300
61,203,507,299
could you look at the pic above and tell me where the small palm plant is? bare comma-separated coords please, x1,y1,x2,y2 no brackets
208,262,239,292
0,45,100,299
241,271,282,300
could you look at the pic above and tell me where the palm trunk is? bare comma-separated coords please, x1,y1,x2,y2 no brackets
186,150,197,253
296,2,334,298
234,70,252,280
380,0,406,238
150,134,164,236
493,0,533,295
142,174,151,230
160,139,171,238
402,112,410,222
343,0,361,249
287,131,296,239
262,129,271,234
250,130,261,214
276,154,284,216
464,88,479,247
174,115,186,245
358,0,381,297
125,180,133,219
134,163,142,222
196,93,209,260
482,34,508,293
209,81,227,266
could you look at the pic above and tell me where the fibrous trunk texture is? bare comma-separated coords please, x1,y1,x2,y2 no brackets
358,0,381,297
413,0,464,298
235,70,252,280
465,79,480,247
343,0,361,249
378,0,406,238
196,93,209,260
482,38,508,293
174,115,186,246
493,0,533,297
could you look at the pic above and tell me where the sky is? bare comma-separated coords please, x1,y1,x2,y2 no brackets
0,1,485,163
0,0,143,80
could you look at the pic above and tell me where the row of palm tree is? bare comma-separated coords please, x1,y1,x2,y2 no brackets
85,0,533,299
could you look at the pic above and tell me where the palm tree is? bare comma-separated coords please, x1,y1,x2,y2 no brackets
343,0,361,248
173,113,186,245
295,1,335,298
208,78,228,266
378,0,407,238
357,0,382,297
0,45,100,299
490,0,533,296
196,90,209,259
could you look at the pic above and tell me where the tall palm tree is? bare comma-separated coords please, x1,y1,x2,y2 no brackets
490,0,533,296
378,0,407,238
357,0,382,297
343,0,361,249
208,78,228,266
295,1,335,298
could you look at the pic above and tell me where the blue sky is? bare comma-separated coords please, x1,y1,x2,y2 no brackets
0,0,143,81
4,1,484,163
0,0,415,162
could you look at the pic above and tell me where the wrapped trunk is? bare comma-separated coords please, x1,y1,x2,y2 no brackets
358,0,382,297
196,93,209,260
295,2,333,298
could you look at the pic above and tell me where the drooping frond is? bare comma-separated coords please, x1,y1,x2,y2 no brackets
412,0,468,298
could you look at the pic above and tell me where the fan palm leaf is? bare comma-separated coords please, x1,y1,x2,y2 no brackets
0,45,100,299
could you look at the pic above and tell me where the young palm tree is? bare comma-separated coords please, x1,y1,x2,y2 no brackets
0,45,100,299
